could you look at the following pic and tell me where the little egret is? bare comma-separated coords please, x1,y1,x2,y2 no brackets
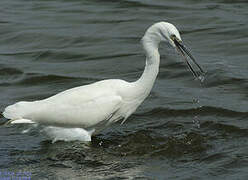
3,22,204,137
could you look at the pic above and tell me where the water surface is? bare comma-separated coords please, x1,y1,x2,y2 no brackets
0,0,248,179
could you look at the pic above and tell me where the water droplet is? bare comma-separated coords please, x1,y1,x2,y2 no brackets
193,98,199,103
193,116,200,128
199,75,205,82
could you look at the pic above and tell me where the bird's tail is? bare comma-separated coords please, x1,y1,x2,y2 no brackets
4,118,35,125
3,101,35,125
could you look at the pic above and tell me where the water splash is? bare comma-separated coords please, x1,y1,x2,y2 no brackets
194,74,205,82
198,74,205,83
193,116,201,128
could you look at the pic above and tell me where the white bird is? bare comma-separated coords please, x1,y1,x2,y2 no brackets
3,22,204,137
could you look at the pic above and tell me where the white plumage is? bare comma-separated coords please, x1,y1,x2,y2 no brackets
3,22,203,138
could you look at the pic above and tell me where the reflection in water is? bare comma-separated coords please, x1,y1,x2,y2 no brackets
41,126,93,143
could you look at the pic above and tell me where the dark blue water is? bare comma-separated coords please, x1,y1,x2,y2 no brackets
0,0,248,179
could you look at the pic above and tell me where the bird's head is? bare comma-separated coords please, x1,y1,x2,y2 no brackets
143,22,205,79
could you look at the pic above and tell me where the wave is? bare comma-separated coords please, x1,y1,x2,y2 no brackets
136,106,248,118
0,72,99,87
91,129,208,158
201,121,248,137
34,49,138,62
15,74,81,86
0,67,23,74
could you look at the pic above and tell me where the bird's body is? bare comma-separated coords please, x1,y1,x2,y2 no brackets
4,79,141,132
3,22,204,137
3,77,155,134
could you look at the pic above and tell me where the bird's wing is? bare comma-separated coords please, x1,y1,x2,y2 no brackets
34,94,123,128
3,81,124,129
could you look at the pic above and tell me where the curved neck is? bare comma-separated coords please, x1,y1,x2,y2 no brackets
134,38,160,95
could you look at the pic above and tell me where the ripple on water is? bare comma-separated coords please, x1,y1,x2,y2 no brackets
91,129,209,159
0,67,23,85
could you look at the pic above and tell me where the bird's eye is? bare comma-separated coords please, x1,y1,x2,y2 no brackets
170,34,176,41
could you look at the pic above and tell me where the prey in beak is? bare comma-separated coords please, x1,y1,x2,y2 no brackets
171,35,205,79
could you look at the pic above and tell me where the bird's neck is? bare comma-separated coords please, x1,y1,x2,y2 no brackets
134,39,160,96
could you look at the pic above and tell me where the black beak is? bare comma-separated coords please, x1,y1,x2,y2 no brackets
173,38,205,79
